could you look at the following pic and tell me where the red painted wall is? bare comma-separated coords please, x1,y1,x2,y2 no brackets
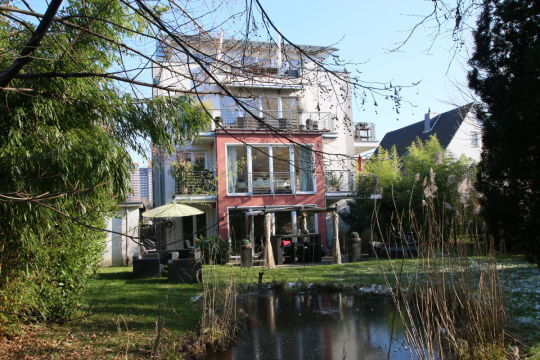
214,132,328,246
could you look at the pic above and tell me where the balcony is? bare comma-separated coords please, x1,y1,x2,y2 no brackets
218,110,335,132
174,170,217,202
354,122,376,141
325,170,356,194
354,122,379,155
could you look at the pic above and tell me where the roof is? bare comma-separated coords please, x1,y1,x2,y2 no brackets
378,103,475,156
162,34,337,57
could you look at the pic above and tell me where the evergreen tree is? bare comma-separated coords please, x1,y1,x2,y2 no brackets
468,0,540,262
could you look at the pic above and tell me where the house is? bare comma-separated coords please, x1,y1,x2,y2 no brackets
378,104,482,161
151,35,378,254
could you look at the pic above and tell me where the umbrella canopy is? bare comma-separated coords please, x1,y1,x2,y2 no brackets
142,203,204,218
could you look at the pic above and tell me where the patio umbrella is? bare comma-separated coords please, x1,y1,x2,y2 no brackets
142,202,204,219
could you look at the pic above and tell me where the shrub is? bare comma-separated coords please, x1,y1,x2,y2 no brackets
199,237,231,265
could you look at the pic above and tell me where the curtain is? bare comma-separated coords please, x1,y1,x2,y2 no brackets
227,146,238,193
298,147,314,191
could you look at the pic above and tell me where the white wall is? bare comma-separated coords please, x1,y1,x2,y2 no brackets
101,206,141,267
446,112,482,162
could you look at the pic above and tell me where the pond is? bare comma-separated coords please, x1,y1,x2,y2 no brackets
208,291,416,360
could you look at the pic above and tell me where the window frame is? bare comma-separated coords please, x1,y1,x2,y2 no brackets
225,143,316,196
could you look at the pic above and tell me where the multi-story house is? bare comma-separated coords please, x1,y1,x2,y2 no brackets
128,163,153,205
152,35,377,254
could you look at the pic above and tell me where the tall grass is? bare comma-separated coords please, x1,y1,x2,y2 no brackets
174,243,240,359
376,187,508,359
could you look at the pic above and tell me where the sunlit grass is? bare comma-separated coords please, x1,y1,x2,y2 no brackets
6,256,538,359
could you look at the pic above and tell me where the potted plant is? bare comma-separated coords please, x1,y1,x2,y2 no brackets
349,231,362,262
240,238,253,268
327,172,343,191
170,156,195,194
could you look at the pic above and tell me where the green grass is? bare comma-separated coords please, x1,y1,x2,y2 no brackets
7,257,539,359
207,258,419,286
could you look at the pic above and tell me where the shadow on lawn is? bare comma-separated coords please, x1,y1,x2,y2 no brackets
66,269,204,335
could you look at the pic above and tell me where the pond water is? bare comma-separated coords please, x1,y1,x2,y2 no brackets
208,291,416,360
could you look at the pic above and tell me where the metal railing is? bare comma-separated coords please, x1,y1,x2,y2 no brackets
218,110,335,132
354,122,377,141
251,171,293,195
324,169,355,192
175,170,216,195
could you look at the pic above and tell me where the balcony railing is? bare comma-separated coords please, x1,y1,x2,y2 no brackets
218,110,335,132
354,122,377,142
251,171,293,195
175,170,216,195
324,170,355,192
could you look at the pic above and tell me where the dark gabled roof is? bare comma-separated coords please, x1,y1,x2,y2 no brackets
378,103,475,156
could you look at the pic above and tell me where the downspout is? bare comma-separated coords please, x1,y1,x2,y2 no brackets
124,207,129,266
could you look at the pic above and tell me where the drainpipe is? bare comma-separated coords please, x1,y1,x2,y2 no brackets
124,207,129,266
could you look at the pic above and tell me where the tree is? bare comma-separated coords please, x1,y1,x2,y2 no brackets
468,0,540,262
345,136,476,242
0,0,210,323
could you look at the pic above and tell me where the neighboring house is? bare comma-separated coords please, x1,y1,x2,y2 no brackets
128,163,153,205
378,104,482,161
152,36,378,252
102,202,144,266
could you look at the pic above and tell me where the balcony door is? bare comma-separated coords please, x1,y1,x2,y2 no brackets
227,144,314,195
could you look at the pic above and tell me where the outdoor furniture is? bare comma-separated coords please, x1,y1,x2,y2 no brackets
274,233,321,264
133,257,161,278
178,248,201,261
168,259,202,283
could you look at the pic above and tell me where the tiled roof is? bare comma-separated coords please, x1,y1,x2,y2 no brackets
378,103,474,156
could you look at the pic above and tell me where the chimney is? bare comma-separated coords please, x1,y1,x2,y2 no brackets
424,109,432,133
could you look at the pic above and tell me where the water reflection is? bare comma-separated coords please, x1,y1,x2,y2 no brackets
208,291,414,360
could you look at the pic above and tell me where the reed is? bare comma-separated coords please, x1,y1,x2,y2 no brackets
377,187,508,359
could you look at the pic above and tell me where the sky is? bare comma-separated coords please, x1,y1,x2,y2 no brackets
260,0,476,142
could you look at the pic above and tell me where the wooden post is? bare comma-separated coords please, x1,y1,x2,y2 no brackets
300,212,308,243
264,213,276,268
332,210,342,264
249,214,255,256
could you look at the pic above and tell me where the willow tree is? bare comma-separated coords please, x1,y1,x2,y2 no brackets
0,1,210,323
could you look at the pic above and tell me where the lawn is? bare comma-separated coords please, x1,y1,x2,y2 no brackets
1,257,538,359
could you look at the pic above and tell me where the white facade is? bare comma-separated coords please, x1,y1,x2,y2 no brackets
102,203,143,267
446,111,482,162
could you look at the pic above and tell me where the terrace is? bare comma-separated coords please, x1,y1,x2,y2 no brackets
216,110,335,132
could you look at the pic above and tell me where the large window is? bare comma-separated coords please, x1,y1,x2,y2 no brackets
227,146,248,193
295,145,314,192
226,144,314,195
252,146,271,194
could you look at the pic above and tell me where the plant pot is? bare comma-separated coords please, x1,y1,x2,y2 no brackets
240,246,252,268
350,238,362,262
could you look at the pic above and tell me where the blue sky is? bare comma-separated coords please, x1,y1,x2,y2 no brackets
261,0,476,141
